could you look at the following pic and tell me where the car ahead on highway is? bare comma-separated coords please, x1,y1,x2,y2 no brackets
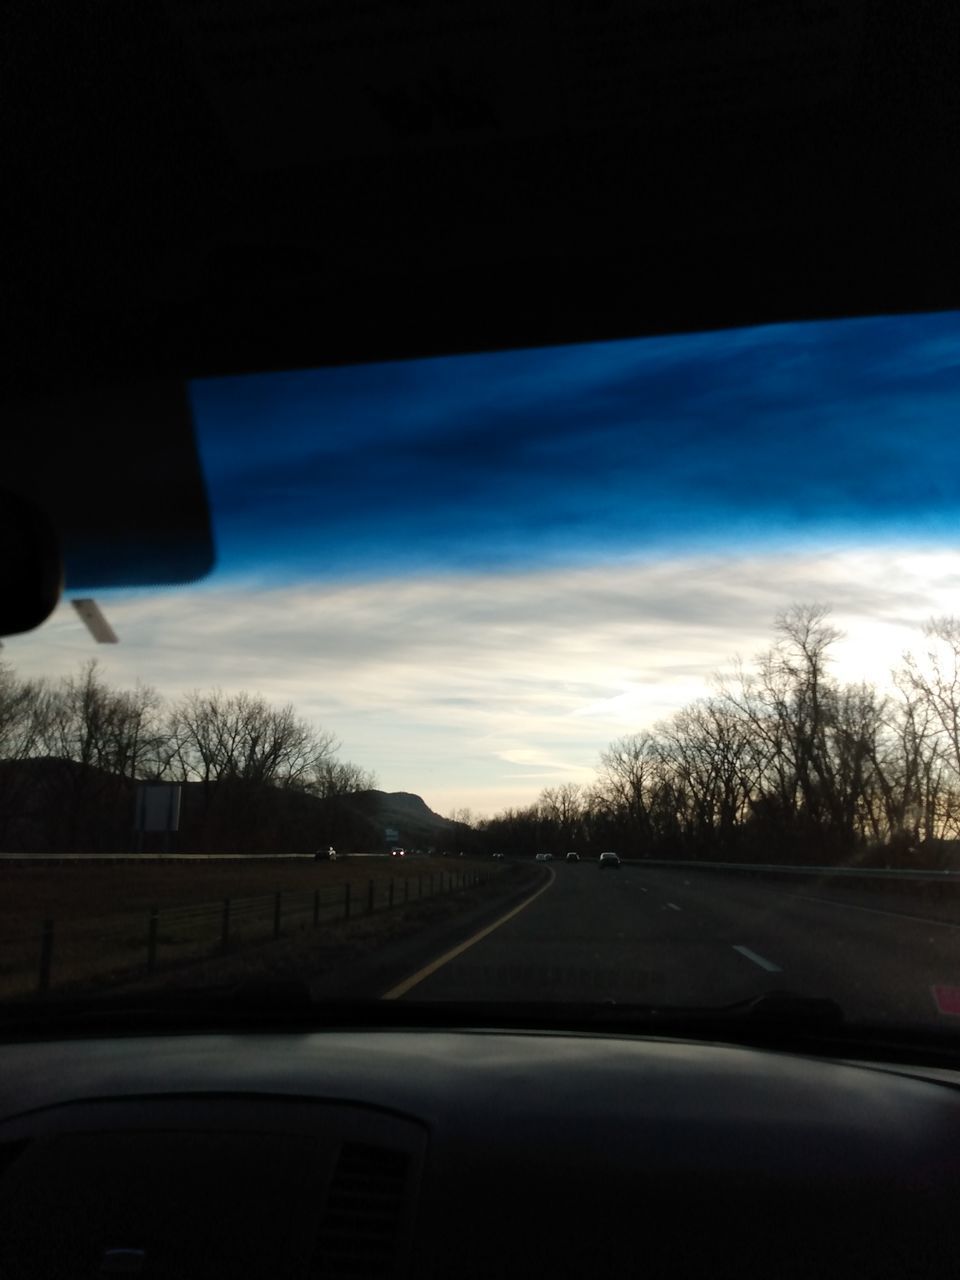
391,848,405,858
599,852,621,870
535,853,552,862
565,852,580,863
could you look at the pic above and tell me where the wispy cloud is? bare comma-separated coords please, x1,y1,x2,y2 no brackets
14,313,960,814
8,546,960,815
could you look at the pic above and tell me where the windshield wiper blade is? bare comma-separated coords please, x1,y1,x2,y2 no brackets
0,980,321,1035
572,990,845,1034
710,991,844,1025
0,988,844,1040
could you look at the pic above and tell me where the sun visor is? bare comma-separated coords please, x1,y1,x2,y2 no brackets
5,381,215,591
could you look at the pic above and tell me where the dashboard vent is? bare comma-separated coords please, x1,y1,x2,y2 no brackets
312,1141,410,1279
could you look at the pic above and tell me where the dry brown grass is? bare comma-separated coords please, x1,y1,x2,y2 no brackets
0,856,488,1000
115,864,539,999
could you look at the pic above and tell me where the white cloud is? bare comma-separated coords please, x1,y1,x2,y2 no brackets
5,545,959,816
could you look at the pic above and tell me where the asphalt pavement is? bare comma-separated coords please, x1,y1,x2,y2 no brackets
399,862,960,1027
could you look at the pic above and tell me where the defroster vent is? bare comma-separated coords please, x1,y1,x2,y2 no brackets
312,1141,411,1279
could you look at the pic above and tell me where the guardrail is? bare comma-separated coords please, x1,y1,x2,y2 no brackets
629,859,960,880
0,852,408,864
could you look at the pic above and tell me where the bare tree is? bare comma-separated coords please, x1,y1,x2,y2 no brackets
166,688,343,851
0,662,54,845
168,689,337,790
595,734,659,851
658,699,759,855
0,661,51,762
538,782,585,851
895,619,960,844
310,758,377,798
901,618,960,780
479,605,960,868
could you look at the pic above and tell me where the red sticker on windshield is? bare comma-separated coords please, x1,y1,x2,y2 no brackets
932,986,960,1015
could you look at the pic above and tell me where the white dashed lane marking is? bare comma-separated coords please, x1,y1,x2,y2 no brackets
732,945,782,973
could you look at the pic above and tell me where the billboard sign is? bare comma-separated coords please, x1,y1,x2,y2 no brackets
135,783,182,833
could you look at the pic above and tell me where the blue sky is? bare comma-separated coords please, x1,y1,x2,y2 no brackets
188,311,960,582
11,312,960,815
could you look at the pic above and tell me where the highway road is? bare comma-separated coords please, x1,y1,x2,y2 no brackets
395,862,960,1027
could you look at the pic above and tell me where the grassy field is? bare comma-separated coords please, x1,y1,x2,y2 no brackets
0,856,491,1000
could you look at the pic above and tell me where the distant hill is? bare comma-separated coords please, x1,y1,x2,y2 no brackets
0,758,468,854
0,755,132,853
337,790,470,849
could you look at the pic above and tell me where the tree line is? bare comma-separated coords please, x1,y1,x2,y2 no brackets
0,660,376,853
9,604,960,864
477,606,960,867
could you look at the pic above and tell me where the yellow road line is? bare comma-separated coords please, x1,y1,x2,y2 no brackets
380,866,556,1000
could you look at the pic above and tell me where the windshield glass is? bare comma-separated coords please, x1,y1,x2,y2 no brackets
5,311,960,1029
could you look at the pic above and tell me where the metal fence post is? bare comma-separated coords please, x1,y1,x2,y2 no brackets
147,905,159,972
221,899,230,952
37,920,54,994
344,882,351,919
313,888,320,927
273,891,282,939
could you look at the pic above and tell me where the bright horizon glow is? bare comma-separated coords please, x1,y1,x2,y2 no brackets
8,545,960,817
8,312,960,817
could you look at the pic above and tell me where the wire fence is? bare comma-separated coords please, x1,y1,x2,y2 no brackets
0,867,493,1000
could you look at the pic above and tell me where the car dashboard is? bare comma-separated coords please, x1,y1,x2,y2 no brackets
2,1028,960,1278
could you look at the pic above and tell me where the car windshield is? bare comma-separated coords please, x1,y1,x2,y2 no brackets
5,311,960,1031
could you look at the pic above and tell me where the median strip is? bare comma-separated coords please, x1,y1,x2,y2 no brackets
381,867,555,999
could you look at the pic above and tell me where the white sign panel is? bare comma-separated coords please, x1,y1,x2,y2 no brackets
136,783,182,833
